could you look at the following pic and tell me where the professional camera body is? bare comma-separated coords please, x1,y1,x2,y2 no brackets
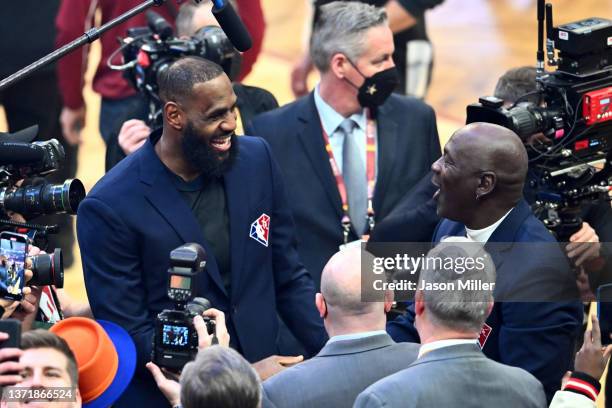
109,11,241,126
152,243,215,371
466,4,612,239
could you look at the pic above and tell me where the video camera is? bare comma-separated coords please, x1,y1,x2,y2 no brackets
152,243,215,371
109,11,242,126
466,1,612,239
0,129,85,220
0,127,84,293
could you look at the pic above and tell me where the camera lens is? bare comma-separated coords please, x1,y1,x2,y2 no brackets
30,248,64,288
186,297,212,316
0,179,85,216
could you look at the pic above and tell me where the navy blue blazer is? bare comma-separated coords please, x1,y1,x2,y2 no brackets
77,133,327,407
387,200,583,402
246,92,440,288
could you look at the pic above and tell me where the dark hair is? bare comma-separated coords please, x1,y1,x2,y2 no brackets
158,56,225,104
21,329,79,386
494,66,541,105
180,346,261,408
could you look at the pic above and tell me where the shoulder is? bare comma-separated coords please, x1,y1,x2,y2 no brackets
235,136,270,161
516,214,556,243
486,359,543,389
86,149,142,201
388,341,420,359
249,96,311,127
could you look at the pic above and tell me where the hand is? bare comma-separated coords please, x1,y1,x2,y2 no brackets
566,222,601,267
146,362,181,407
194,308,230,349
118,119,150,155
290,54,314,98
0,333,23,387
10,286,41,329
0,286,32,320
60,106,86,146
574,314,612,380
251,355,303,380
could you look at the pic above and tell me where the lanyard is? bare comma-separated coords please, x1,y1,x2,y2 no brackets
319,108,377,243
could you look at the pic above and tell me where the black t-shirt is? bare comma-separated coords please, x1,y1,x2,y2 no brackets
169,172,232,293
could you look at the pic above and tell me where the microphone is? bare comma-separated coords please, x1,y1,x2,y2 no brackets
0,141,46,166
146,10,173,40
211,0,253,52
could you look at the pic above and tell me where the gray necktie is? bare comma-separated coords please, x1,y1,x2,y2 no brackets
339,118,367,235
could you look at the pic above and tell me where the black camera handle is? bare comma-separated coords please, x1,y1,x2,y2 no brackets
0,0,168,92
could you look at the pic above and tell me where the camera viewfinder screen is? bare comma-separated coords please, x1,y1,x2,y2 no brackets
170,275,191,290
162,324,189,347
0,238,26,298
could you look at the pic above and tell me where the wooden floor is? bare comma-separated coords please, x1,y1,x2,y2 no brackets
1,0,611,403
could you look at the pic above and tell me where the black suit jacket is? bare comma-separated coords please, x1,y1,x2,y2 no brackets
246,92,440,287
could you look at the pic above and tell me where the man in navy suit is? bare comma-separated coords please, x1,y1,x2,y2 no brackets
246,2,441,290
77,57,327,407
387,123,583,402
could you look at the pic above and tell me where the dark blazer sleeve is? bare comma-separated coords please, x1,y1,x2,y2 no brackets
261,139,328,356
77,196,153,375
369,171,439,243
386,303,421,343
497,301,582,402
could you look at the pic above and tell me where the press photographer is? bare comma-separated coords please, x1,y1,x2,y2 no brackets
104,0,278,171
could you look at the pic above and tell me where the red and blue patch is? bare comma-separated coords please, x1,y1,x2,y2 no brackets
250,213,270,247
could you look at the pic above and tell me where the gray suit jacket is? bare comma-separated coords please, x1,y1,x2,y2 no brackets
354,344,547,408
262,333,419,408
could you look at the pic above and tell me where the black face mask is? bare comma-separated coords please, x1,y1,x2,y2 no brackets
345,60,399,109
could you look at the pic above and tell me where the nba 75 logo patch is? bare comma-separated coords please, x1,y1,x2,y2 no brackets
250,213,270,247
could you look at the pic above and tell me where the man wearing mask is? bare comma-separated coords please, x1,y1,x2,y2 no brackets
247,1,440,292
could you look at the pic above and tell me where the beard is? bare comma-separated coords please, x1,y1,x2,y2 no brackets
181,121,238,180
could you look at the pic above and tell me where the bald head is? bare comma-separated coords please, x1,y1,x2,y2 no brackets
432,122,529,227
453,122,527,196
321,247,380,318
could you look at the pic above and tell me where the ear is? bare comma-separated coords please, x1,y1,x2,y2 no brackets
485,300,494,318
414,290,425,317
164,101,184,131
329,52,350,80
384,290,394,313
315,293,326,319
476,171,496,199
75,387,82,405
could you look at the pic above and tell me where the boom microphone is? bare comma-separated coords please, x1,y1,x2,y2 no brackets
211,0,253,52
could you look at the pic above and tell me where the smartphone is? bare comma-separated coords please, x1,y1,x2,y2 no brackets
597,283,612,346
0,319,21,349
0,232,28,301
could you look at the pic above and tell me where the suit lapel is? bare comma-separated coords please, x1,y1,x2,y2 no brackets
138,139,228,297
373,103,398,215
296,94,343,218
223,151,248,301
